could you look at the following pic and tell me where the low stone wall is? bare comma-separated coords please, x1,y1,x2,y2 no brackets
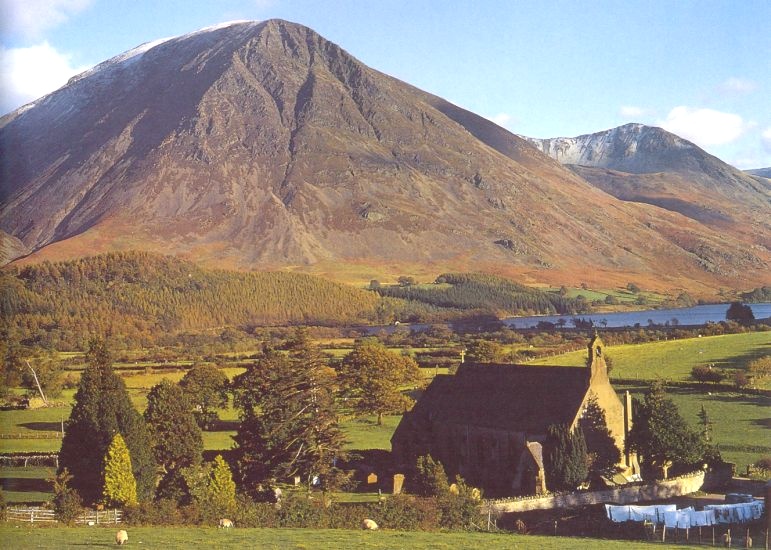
727,477,768,496
489,470,705,514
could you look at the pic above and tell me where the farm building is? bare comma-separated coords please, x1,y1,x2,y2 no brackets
391,335,638,496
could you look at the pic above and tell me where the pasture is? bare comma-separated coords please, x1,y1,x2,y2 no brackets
531,331,771,384
0,526,708,549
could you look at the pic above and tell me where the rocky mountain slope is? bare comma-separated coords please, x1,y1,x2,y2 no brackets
1,20,769,291
524,124,771,250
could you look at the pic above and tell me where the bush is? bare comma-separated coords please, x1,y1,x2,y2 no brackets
231,494,278,528
413,455,450,496
691,365,725,384
51,469,83,525
277,494,326,528
123,499,202,526
369,494,440,531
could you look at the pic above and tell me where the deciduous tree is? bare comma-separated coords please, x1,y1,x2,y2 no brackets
726,302,754,324
180,364,229,429
339,341,422,425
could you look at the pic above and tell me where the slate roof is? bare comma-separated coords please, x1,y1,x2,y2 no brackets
404,363,590,435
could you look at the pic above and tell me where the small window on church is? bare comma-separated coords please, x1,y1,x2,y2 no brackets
596,346,602,356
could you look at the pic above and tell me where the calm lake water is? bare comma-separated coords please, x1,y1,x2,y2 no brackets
502,302,771,329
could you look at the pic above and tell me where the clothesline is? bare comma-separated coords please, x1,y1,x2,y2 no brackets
605,500,764,528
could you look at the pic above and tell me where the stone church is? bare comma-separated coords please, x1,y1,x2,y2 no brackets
391,335,638,496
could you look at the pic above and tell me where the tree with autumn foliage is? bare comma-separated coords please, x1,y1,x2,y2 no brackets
339,340,423,425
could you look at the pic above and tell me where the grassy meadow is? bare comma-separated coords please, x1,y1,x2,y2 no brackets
0,526,709,550
531,331,771,383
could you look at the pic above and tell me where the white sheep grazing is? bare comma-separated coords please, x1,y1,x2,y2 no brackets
218,518,234,529
115,530,128,545
362,518,379,530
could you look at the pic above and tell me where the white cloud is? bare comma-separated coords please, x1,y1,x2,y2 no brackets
0,0,93,40
490,112,517,130
762,127,771,154
619,106,645,118
718,77,758,95
0,41,91,113
658,106,749,146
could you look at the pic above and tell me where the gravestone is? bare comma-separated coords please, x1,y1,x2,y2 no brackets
393,473,405,495
367,472,378,485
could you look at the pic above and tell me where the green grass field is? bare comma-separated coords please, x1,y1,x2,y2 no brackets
532,331,771,384
0,526,708,550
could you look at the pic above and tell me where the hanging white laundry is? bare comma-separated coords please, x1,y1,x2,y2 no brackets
606,504,631,522
689,509,715,527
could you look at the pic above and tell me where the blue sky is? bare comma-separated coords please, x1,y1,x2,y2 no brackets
2,0,769,168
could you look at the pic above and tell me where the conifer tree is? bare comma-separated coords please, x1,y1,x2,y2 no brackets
102,433,138,507
182,455,236,521
209,455,237,513
580,396,622,477
627,381,703,478
59,339,156,503
544,424,589,491
144,379,203,500
233,339,346,495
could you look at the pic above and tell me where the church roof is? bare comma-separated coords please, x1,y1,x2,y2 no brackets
405,363,590,435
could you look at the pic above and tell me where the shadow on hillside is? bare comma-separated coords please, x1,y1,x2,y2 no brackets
711,341,771,371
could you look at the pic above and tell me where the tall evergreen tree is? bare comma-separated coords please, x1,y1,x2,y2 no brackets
627,381,704,478
233,339,346,495
544,424,589,491
580,396,622,477
59,339,156,504
102,433,138,507
144,379,203,500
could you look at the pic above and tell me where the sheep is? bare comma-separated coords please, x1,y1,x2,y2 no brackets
115,530,128,545
361,518,379,530
218,518,234,529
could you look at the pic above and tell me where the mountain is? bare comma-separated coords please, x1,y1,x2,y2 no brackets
1,20,769,292
745,167,771,179
524,124,771,250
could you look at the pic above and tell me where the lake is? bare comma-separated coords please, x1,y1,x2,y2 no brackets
502,302,771,329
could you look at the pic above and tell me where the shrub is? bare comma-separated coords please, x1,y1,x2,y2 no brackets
51,469,83,525
277,494,326,528
413,455,450,496
691,365,725,384
231,494,279,528
123,499,202,526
